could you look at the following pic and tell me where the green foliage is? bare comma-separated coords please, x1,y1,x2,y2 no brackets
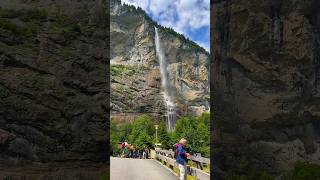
110,64,143,77
173,113,210,157
110,113,210,157
157,121,171,149
111,115,155,149
282,161,320,180
128,115,155,148
158,26,207,53
110,120,131,145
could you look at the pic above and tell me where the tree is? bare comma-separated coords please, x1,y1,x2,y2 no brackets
157,121,170,149
128,115,155,149
110,120,120,148
173,113,210,157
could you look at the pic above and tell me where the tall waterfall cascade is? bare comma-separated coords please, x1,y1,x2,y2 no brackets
154,27,176,131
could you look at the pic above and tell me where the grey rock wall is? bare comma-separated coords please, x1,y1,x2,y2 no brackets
212,0,320,177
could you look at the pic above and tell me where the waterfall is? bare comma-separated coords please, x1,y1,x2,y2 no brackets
154,27,176,131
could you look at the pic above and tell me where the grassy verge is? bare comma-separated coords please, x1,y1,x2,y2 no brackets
156,158,197,180
187,161,210,173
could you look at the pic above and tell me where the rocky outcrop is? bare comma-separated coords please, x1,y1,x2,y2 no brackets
212,0,320,178
110,0,210,122
0,0,108,178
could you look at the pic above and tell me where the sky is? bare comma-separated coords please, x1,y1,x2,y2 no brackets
121,0,210,52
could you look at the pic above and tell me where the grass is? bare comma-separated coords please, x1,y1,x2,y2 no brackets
187,161,210,173
157,158,197,180
203,164,210,173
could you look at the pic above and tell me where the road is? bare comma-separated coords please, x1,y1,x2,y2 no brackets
110,157,177,180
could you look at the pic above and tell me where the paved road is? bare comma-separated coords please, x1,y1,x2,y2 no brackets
110,157,177,180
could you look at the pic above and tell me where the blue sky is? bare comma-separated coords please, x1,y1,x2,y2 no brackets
121,0,210,52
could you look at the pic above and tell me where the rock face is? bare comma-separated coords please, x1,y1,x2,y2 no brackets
110,0,210,123
212,0,320,177
0,0,108,178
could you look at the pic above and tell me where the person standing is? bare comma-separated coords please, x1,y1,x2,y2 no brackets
145,147,149,159
142,146,147,159
176,138,190,180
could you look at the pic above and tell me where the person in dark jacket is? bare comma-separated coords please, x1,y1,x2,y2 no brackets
176,138,190,180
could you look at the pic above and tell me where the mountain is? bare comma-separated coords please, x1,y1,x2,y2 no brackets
212,0,320,178
0,0,108,178
110,0,210,124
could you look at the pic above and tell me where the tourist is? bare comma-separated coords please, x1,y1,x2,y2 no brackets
142,146,146,159
129,144,134,158
144,147,149,159
176,138,190,180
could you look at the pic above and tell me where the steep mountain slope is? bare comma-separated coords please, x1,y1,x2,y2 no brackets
212,0,320,178
111,0,210,123
0,0,108,178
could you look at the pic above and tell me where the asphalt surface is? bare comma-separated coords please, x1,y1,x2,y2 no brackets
110,157,177,180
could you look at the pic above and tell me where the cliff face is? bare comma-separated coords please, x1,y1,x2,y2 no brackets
0,0,108,178
110,0,210,123
212,0,320,177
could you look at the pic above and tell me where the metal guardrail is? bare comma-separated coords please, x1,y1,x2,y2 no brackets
155,149,210,180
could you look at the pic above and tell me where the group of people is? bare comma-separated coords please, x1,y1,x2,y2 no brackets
113,141,150,159
111,138,190,180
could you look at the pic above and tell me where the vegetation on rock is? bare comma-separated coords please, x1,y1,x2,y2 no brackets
282,161,320,180
120,1,208,54
111,64,144,76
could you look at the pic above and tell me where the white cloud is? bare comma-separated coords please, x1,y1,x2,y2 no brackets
121,0,210,51
195,40,210,52
121,0,150,11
